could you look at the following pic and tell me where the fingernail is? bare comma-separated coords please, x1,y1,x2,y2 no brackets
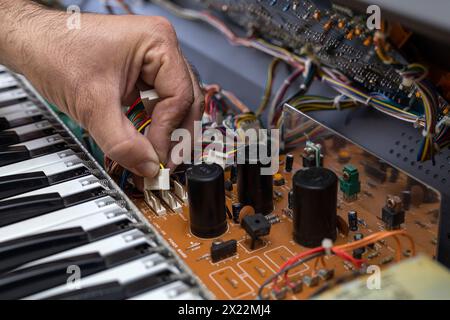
135,161,159,178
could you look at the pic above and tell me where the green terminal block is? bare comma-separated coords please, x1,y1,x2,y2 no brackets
339,165,361,201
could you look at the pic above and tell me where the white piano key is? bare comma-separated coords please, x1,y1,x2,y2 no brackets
0,88,27,103
0,74,18,89
0,65,7,72
131,281,202,300
6,120,52,135
0,101,37,116
21,229,151,269
12,134,64,150
25,254,175,300
0,197,125,242
35,160,86,177
0,151,78,175
1,108,41,122
0,150,77,174
5,175,103,200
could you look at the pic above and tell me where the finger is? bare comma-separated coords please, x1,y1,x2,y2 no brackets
85,92,161,178
166,59,204,170
140,35,194,164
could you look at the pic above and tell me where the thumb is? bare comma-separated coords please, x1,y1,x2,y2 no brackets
85,98,160,178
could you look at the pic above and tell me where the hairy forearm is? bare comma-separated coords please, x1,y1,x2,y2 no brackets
0,0,66,74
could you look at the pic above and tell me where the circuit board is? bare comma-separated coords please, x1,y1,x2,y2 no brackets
195,0,429,112
128,106,441,300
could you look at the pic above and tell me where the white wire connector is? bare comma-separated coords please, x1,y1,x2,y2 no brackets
322,238,333,256
140,89,160,110
144,168,170,191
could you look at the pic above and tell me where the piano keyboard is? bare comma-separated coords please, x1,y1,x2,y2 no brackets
0,67,206,300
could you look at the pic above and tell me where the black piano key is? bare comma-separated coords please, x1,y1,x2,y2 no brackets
0,145,30,167
0,187,106,227
0,97,28,108
0,244,153,299
0,227,88,274
0,253,106,300
0,193,65,227
0,167,91,200
0,171,49,200
0,127,56,147
0,219,134,274
45,281,126,300
46,270,176,300
0,114,44,131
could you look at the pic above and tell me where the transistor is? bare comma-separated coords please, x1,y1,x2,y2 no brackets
210,239,237,263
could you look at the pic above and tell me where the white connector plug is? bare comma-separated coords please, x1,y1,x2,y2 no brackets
144,168,170,191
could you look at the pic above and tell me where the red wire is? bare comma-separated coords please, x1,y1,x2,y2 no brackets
126,97,142,116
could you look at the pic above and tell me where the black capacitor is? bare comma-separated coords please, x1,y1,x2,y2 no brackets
237,147,273,216
348,210,358,231
292,167,338,247
186,163,227,238
285,154,294,172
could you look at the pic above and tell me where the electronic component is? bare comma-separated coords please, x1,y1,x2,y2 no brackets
292,168,338,247
347,210,358,232
273,173,285,186
144,169,170,191
237,147,274,215
186,163,227,238
301,141,323,168
210,239,237,263
339,165,361,201
303,275,320,288
285,153,294,172
382,195,406,230
231,202,242,223
241,213,271,250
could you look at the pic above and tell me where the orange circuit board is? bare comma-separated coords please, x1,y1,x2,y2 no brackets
128,129,441,300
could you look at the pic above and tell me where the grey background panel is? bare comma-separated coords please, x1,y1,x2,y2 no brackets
66,0,450,266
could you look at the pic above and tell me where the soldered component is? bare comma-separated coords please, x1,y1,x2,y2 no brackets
159,190,182,213
271,287,287,300
302,141,323,168
210,239,237,263
241,213,271,250
348,210,358,231
273,173,285,186
231,202,242,223
285,153,294,172
173,180,188,203
144,190,167,216
303,275,320,287
382,195,405,230
318,269,335,281
339,165,361,201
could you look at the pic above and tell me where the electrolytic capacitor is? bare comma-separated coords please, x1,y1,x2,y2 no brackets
285,154,294,172
186,163,227,238
292,167,338,247
348,210,358,231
